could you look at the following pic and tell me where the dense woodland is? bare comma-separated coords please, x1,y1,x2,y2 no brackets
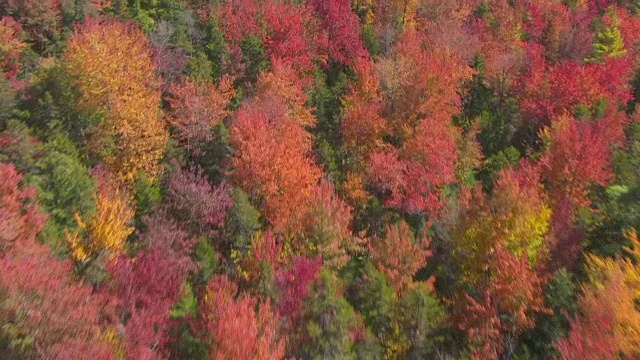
2,0,640,359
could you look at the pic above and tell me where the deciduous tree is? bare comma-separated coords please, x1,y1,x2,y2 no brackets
460,246,547,360
519,58,633,126
105,217,195,359
376,28,472,141
0,16,25,88
230,90,321,235
200,275,286,360
0,162,115,358
366,118,459,218
573,231,640,358
540,113,622,209
166,164,232,234
369,221,430,294
67,169,134,262
64,18,168,184
262,2,327,77
253,61,316,127
275,256,322,327
341,58,387,165
362,28,471,218
166,77,234,153
309,0,367,66
540,112,627,266
452,165,550,285
301,181,357,269
0,162,45,252
0,0,61,53
106,248,188,359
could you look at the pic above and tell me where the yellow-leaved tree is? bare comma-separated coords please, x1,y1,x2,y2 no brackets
453,165,551,285
67,170,134,261
63,18,167,185
579,230,640,357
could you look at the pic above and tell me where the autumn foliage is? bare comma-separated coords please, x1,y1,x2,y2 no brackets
200,275,286,360
460,246,547,360
0,163,113,358
230,68,321,235
67,169,134,261
166,78,234,152
557,231,640,359
64,19,168,184
106,240,192,359
0,16,25,87
167,164,232,233
4,0,640,358
0,0,61,53
369,221,430,294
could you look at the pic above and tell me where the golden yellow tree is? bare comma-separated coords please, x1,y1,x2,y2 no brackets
67,171,134,261
582,230,640,357
453,166,551,285
64,18,167,184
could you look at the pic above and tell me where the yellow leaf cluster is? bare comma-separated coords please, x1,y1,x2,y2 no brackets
455,206,551,284
65,214,90,262
64,20,168,185
384,320,411,359
66,179,134,261
585,229,640,357
453,172,551,285
343,172,370,206
586,230,640,293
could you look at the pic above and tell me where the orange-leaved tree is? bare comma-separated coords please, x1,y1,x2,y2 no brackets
0,16,25,87
166,77,235,153
230,65,321,236
363,28,472,219
558,230,640,358
369,221,431,294
200,275,286,360
64,18,168,185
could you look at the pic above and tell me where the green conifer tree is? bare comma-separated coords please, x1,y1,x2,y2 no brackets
586,10,627,63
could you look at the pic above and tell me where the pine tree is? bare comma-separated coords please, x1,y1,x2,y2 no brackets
586,9,627,63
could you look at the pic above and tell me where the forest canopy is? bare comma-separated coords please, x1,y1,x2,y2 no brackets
1,0,640,359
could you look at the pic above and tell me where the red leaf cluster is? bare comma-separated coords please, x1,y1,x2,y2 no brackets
369,221,431,294
459,247,547,360
166,78,234,152
309,0,367,66
167,165,233,233
0,163,113,358
230,85,321,235
201,275,286,360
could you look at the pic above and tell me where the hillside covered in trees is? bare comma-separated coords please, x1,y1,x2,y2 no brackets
2,0,640,359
